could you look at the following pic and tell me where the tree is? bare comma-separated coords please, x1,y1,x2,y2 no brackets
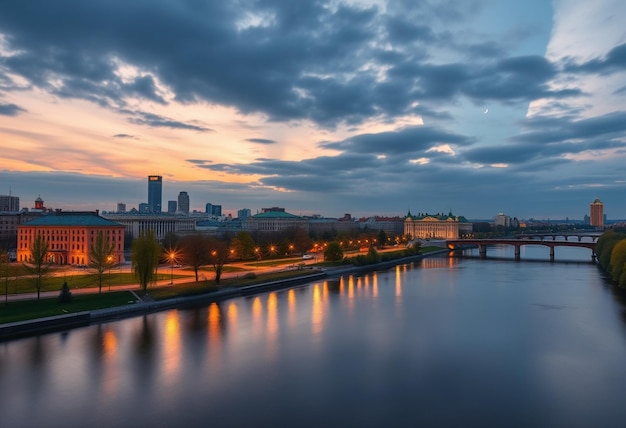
131,231,161,291
180,233,211,282
377,229,388,249
324,241,344,262
366,246,380,264
58,280,73,303
596,231,626,271
208,238,230,285
291,227,313,255
609,239,626,286
161,232,179,253
24,234,50,300
89,231,115,293
0,250,9,306
231,231,256,260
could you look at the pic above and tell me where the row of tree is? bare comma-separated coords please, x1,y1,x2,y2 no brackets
6,226,407,300
595,230,626,287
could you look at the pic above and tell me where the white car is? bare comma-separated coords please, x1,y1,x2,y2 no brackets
302,254,314,260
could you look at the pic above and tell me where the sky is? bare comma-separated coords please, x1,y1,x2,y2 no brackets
0,0,625,220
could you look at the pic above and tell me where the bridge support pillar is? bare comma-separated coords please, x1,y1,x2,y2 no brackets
549,247,555,262
479,245,487,259
514,245,520,261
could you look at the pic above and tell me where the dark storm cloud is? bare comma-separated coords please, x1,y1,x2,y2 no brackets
513,111,626,144
125,111,214,132
463,111,626,165
194,125,471,195
321,126,473,155
565,43,626,74
0,102,26,116
0,0,579,129
245,138,277,145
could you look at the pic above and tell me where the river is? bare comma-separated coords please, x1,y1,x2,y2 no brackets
2,245,626,427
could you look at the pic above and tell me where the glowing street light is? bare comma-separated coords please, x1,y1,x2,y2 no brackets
107,255,113,291
168,250,177,285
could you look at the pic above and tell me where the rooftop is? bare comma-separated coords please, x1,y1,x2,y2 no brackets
21,212,124,227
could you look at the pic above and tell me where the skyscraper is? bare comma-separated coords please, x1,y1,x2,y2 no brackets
0,195,19,212
590,198,604,228
167,200,177,214
178,191,189,214
148,175,162,213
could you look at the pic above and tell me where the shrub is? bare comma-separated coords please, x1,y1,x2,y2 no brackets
58,281,73,303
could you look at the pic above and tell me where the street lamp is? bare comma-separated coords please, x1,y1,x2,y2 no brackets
168,251,176,285
107,255,113,292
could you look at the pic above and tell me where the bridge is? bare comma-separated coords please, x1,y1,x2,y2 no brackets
446,238,597,262
514,232,601,242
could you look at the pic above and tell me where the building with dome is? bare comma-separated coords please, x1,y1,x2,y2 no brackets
404,211,471,239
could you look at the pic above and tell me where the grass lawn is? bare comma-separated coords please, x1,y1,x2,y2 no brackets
146,269,322,300
242,258,304,268
2,272,186,295
0,291,138,324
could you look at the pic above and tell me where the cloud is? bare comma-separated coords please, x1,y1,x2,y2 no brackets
320,126,474,156
0,0,581,129
112,134,137,139
565,43,626,74
125,111,214,132
462,111,626,165
0,102,26,116
245,138,277,145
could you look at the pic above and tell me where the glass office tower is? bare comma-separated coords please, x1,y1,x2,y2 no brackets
148,175,162,213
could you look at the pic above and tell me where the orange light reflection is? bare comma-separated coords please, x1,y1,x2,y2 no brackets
163,311,181,384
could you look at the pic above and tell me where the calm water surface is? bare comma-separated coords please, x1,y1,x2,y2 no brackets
2,246,626,427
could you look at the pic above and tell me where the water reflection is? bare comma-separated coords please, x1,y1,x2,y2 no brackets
3,255,626,427
312,284,324,337
163,311,181,385
287,288,296,330
266,293,278,359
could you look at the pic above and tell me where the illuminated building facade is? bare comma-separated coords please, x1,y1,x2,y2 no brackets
590,199,604,228
17,211,125,265
148,175,162,213
404,212,470,239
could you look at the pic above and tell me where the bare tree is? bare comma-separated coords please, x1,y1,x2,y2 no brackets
208,238,230,285
89,231,115,293
180,233,211,282
25,235,50,300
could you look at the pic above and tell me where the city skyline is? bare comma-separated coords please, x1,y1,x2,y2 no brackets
1,1,626,219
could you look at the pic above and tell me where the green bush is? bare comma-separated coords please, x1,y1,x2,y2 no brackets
58,281,73,303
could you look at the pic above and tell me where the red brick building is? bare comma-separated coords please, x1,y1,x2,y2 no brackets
17,211,125,265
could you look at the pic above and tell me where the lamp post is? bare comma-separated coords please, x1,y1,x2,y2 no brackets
107,255,113,292
168,251,175,285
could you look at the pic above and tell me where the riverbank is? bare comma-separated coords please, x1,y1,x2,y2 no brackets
0,250,447,341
